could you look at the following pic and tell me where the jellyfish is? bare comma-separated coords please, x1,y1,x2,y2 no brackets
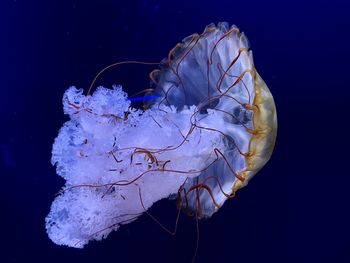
46,22,277,248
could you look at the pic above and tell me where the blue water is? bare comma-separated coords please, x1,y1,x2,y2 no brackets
1,0,350,262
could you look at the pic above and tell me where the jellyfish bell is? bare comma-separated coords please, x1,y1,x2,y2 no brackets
46,22,277,248
148,22,277,217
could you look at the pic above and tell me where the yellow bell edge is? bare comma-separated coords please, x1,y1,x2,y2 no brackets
233,70,278,192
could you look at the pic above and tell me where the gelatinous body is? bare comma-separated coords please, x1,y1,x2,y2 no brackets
46,22,277,248
148,22,277,216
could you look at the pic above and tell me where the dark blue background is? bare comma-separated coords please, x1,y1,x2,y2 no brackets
1,0,349,262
